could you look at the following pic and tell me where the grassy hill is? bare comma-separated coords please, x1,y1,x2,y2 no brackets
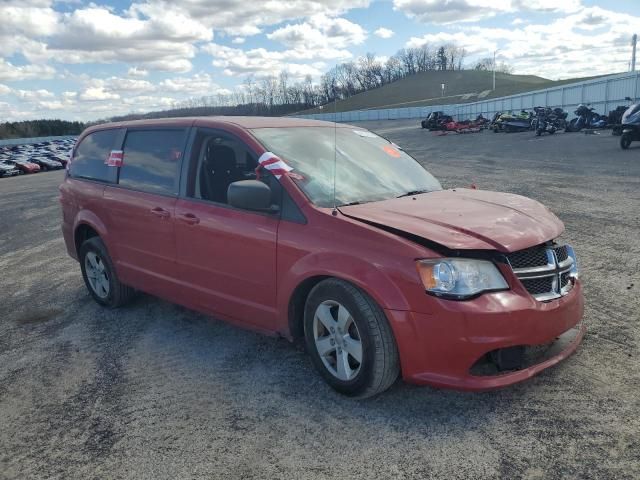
298,70,599,114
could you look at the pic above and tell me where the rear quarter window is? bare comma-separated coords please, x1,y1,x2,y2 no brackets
119,129,188,195
69,129,123,182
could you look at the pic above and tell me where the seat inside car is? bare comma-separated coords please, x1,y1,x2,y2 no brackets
199,142,239,203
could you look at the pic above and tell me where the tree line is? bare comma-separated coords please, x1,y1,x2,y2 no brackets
0,119,85,140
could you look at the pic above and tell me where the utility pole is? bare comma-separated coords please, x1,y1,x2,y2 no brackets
632,34,637,71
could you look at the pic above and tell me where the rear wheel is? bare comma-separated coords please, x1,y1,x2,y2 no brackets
79,236,134,307
620,133,632,150
304,279,399,398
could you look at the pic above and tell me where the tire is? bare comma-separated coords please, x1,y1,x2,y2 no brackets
620,134,632,150
536,129,542,136
303,278,400,398
79,236,135,308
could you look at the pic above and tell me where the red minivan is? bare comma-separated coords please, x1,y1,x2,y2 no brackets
60,117,584,397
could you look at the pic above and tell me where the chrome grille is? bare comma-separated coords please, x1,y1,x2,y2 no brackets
506,247,548,269
521,277,555,295
506,244,578,301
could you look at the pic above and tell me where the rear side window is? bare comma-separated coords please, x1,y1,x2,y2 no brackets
119,129,187,195
70,129,122,182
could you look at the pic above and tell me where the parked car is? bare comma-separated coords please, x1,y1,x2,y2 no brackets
4,158,41,174
60,117,585,397
30,156,63,170
0,161,21,177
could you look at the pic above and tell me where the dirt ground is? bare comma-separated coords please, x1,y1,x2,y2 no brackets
1,123,638,479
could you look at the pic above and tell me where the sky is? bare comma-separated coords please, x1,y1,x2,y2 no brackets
0,0,638,122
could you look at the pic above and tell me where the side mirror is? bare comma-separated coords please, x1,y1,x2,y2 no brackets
227,180,276,213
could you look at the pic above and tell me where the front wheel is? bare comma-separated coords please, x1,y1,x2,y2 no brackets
620,133,632,150
304,279,399,398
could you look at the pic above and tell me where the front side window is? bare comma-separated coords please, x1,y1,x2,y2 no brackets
250,127,442,207
119,129,187,195
69,129,122,182
187,130,259,204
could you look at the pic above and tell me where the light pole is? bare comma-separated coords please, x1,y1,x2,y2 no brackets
492,49,499,90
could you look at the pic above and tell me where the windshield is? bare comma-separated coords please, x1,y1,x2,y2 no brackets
251,127,442,207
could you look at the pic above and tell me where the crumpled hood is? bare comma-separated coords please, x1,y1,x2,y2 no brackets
339,188,564,252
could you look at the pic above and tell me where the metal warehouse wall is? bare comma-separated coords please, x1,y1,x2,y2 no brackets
295,71,640,122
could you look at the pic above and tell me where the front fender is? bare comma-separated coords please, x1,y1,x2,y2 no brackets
277,250,414,334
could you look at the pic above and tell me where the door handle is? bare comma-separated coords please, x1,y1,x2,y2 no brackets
178,213,200,225
150,207,170,218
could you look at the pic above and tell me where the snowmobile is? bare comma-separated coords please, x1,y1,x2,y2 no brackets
492,111,532,133
620,103,640,149
421,111,453,130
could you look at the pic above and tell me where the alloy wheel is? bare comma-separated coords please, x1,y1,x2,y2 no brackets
312,300,363,381
84,251,110,299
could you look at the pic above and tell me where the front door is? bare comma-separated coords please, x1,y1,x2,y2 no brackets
174,128,279,330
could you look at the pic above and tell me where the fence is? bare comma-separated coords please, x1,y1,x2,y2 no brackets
295,70,640,122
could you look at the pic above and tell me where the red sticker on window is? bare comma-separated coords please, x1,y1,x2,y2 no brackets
105,150,123,167
170,149,182,161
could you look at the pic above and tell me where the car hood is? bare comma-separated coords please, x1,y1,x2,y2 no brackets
339,188,564,252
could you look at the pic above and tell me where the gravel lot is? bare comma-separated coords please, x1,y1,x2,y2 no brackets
1,122,639,479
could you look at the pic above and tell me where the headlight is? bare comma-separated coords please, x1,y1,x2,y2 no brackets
416,258,509,299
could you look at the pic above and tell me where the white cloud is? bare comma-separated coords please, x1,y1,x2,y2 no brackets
79,87,120,101
158,73,220,95
202,43,336,79
393,0,581,24
231,37,246,44
15,89,55,101
127,67,149,77
130,0,370,36
268,14,367,50
0,84,11,95
26,5,213,72
407,31,497,54
409,6,640,79
0,59,56,82
374,27,395,39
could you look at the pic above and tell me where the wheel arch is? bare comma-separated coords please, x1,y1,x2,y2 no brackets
287,275,331,341
73,210,110,257
282,258,411,342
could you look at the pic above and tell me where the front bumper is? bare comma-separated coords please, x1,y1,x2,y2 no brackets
385,280,584,391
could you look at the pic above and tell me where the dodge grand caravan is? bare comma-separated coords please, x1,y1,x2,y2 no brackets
60,117,584,397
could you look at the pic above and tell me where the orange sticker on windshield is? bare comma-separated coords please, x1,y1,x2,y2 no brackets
382,145,401,158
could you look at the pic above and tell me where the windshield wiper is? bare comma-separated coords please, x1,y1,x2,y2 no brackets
396,189,431,198
338,201,362,207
